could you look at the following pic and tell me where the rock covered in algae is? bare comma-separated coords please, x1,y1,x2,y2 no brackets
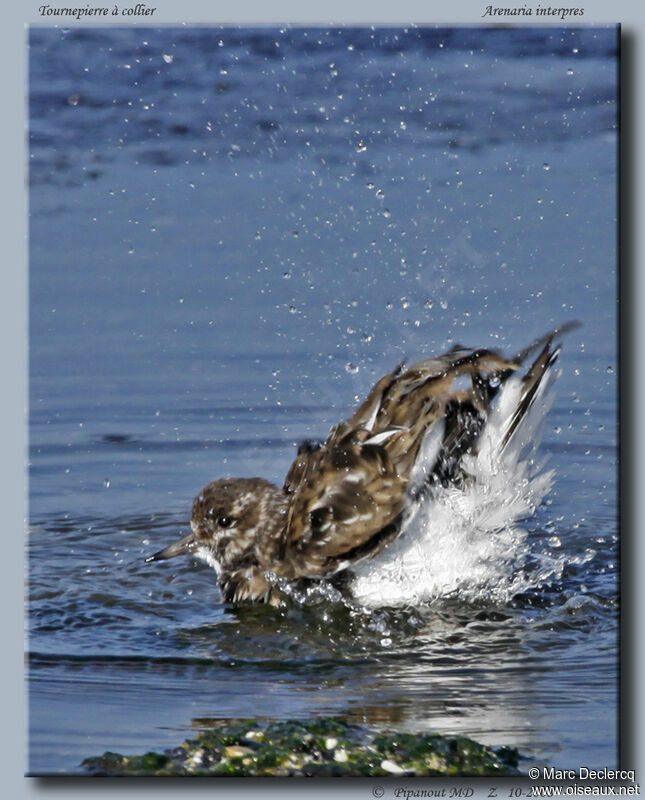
81,717,520,777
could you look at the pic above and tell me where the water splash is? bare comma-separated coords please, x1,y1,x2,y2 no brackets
351,373,566,608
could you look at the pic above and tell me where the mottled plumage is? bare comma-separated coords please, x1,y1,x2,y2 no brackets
146,323,578,605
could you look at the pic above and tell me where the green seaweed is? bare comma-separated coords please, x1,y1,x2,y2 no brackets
81,717,520,777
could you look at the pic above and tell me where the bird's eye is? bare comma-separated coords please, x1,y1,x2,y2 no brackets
218,516,235,528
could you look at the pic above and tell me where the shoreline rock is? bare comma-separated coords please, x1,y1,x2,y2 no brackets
82,717,521,777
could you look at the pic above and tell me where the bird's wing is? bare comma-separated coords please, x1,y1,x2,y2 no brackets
281,421,409,578
278,325,579,581
279,346,526,579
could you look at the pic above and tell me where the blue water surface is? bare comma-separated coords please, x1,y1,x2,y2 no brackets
28,25,618,775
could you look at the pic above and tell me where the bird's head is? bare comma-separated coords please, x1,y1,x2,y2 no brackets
145,477,288,576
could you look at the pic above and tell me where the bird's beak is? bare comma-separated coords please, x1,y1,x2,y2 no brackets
145,531,198,563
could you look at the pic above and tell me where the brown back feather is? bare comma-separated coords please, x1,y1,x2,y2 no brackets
280,346,524,578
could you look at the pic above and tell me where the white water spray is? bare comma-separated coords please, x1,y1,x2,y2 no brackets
351,370,564,607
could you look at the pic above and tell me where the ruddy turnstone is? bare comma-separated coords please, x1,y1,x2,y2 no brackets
146,322,579,605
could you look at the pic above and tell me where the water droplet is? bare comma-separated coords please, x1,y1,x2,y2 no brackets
548,535,562,548
489,375,501,388
375,189,385,199
382,209,391,219
104,479,111,488
366,181,375,190
399,121,407,130
542,163,551,172
283,271,291,280
289,305,297,314
162,53,174,64
440,299,448,310
67,94,80,106
254,231,261,240
361,333,373,343
345,362,359,374
606,365,614,373
356,141,367,153
424,299,433,309
567,68,574,76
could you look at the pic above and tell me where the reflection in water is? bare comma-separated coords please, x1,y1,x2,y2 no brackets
29,586,616,771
